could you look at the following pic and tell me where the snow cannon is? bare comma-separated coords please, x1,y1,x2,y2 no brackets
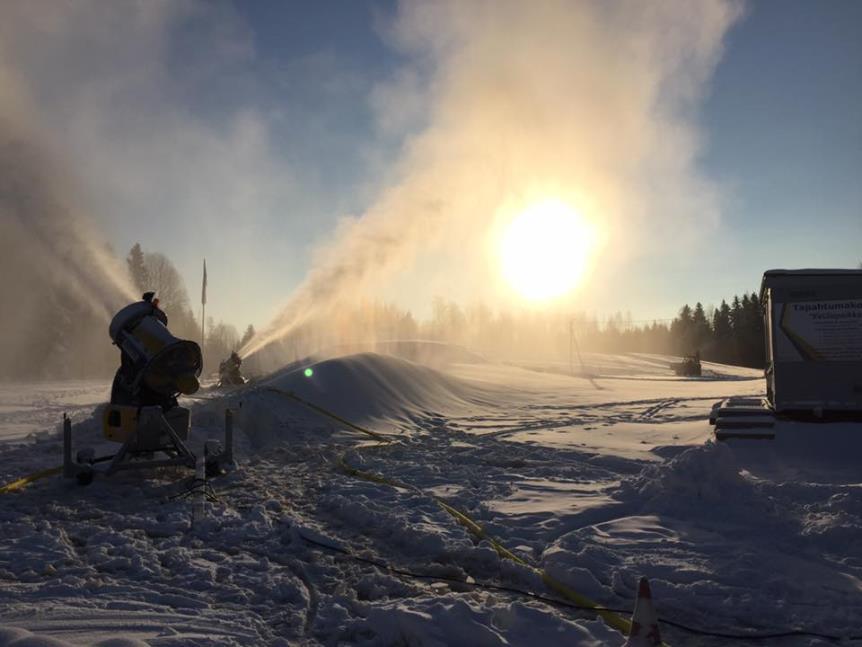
60,298,233,485
109,301,202,397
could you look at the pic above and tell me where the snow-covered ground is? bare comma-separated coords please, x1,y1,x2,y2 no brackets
1,351,860,646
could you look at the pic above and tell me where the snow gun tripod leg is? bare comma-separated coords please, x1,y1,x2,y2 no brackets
199,409,234,477
107,406,196,475
61,414,96,485
62,414,73,479
224,408,233,465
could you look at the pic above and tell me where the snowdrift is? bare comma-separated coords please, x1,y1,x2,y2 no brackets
263,352,501,420
3,352,860,646
512,352,761,381
243,338,485,376
214,352,505,448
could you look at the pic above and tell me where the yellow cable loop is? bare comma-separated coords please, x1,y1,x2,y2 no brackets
0,465,63,494
2,385,654,642
263,385,640,640
264,388,390,442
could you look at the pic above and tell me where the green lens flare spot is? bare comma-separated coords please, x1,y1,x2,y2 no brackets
304,368,314,378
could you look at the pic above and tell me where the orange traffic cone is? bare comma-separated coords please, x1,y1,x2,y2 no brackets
625,577,662,646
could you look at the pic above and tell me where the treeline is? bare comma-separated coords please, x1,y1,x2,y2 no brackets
4,235,767,380
3,243,254,380
125,243,254,374
670,295,765,368
253,291,767,373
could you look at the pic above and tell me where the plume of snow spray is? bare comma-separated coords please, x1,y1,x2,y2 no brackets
0,63,136,376
242,0,741,360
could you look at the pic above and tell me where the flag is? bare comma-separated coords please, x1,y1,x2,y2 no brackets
201,259,207,306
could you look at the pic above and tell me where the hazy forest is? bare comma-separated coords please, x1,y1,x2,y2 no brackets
0,241,767,381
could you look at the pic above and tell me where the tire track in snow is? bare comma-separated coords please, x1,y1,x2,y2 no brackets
636,399,679,421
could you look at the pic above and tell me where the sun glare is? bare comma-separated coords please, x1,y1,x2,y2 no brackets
499,198,596,301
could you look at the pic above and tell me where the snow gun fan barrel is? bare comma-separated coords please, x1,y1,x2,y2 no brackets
109,302,202,396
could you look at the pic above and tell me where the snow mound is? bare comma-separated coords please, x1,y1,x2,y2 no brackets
343,598,619,647
616,442,783,525
264,352,498,419
512,352,761,381
0,627,148,647
245,338,485,375
373,339,486,365
624,442,748,505
228,353,502,446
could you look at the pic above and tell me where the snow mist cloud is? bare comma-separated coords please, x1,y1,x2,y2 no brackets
0,57,136,376
243,0,741,358
0,1,298,339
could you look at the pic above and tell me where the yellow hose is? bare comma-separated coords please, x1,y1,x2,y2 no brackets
0,465,62,494
263,385,637,639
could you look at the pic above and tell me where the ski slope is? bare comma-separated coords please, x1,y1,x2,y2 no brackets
1,351,860,646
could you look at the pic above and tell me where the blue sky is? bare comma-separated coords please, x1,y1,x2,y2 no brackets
5,0,858,332
695,0,862,306
124,0,862,329
244,0,858,328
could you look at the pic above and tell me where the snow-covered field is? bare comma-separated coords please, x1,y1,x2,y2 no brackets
1,351,861,646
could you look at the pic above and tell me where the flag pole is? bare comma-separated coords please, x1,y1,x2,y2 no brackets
201,259,207,353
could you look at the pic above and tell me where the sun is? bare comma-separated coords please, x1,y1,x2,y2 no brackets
499,198,596,301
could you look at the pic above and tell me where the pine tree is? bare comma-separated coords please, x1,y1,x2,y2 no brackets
712,300,732,363
127,243,149,293
670,304,694,354
746,292,765,368
729,295,742,339
692,302,711,354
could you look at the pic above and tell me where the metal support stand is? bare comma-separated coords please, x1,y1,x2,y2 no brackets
106,406,196,474
62,414,74,479
224,408,234,465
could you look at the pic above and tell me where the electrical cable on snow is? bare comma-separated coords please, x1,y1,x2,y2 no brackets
5,385,846,643
262,385,862,645
168,476,220,503
0,465,64,494
264,387,390,442
261,385,635,637
0,455,114,494
296,529,862,644
3,385,854,643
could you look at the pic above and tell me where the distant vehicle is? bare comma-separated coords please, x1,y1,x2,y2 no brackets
217,351,247,388
671,353,702,377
